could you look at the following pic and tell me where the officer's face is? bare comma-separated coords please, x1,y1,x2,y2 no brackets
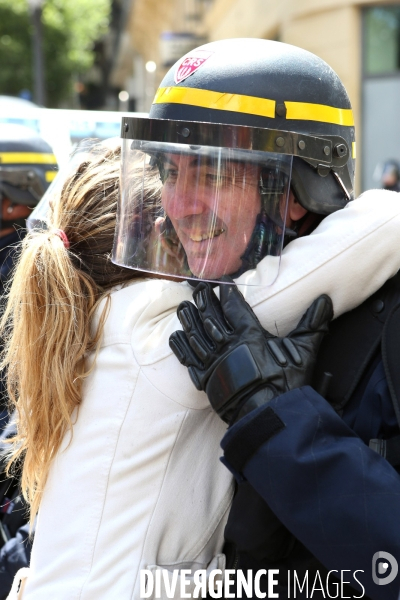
161,154,261,279
382,172,398,188
0,198,31,238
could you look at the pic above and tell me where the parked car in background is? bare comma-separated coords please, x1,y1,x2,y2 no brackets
0,95,42,133
0,96,147,167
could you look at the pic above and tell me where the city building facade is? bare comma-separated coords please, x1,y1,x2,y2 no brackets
112,0,400,192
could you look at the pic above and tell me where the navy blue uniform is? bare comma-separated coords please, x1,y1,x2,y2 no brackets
0,230,33,599
0,417,33,600
220,280,400,600
0,524,31,600
0,231,22,295
0,229,23,427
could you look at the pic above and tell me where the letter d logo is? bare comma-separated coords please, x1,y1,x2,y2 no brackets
372,551,398,585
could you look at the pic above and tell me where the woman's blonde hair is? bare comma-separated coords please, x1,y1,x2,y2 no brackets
0,140,139,522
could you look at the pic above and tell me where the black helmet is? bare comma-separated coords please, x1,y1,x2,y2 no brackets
0,123,58,207
148,38,355,215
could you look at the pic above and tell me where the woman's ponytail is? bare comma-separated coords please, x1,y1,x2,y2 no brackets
0,143,136,522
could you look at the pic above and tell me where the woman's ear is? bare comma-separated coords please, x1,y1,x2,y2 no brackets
288,189,308,222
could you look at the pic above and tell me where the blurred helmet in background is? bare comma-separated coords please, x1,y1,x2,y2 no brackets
27,137,120,232
381,160,400,192
0,123,58,230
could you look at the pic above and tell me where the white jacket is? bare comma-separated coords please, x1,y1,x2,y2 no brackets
11,190,400,600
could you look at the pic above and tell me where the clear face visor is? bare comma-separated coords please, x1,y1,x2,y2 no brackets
113,139,292,284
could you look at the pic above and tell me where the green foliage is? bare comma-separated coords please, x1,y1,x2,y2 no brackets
0,0,111,106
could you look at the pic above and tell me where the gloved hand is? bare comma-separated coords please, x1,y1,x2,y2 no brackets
169,279,333,424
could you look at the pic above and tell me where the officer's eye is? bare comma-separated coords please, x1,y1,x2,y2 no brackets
163,168,178,184
203,171,233,187
205,173,223,184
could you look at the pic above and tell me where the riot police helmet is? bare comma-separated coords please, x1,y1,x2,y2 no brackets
115,38,355,284
0,123,58,210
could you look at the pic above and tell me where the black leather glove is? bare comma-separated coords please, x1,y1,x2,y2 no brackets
169,279,333,424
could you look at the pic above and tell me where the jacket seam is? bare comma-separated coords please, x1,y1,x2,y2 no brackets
130,405,189,599
78,343,140,600
138,362,211,411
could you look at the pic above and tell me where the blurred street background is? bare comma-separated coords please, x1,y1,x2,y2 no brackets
1,0,400,192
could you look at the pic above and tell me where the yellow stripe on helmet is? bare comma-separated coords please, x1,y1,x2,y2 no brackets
0,152,57,164
153,87,354,127
45,170,58,182
153,87,276,119
284,101,354,126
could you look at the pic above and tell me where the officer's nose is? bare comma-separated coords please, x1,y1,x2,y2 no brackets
162,175,206,221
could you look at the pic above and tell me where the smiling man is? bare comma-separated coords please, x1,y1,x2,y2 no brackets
160,152,309,280
114,135,310,285
161,154,276,279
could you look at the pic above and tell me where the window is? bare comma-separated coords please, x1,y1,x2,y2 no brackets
362,7,400,192
364,7,400,75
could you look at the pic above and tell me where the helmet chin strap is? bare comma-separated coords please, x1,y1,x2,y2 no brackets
235,172,298,277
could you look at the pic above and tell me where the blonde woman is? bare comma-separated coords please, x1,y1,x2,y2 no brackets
4,139,400,599
3,140,232,600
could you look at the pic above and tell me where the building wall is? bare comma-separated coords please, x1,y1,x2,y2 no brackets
119,0,400,192
204,0,399,40
204,1,360,122
281,6,362,191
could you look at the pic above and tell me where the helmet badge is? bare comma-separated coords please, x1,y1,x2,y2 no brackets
174,50,213,84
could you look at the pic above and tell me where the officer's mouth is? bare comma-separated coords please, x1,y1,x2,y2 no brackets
188,227,226,242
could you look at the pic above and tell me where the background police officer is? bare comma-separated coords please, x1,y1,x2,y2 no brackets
0,123,57,296
381,159,400,192
0,123,57,600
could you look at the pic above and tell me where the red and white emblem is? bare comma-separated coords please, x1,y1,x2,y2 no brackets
174,50,214,84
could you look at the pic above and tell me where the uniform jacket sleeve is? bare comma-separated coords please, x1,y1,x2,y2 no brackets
0,524,32,600
221,386,400,600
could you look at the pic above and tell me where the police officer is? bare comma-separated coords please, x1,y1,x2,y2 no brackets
0,123,58,295
381,160,400,192
116,38,400,599
0,123,57,600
